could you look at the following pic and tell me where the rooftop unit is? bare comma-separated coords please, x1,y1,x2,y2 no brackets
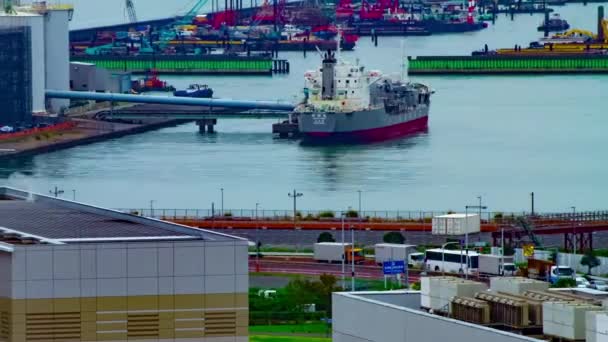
421,276,488,313
543,301,603,340
450,296,491,324
475,291,531,328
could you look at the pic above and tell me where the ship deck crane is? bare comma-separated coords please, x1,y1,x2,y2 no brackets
126,0,137,23
176,0,210,26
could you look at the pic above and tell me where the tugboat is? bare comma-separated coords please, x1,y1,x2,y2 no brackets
296,49,433,143
173,84,214,98
537,13,570,32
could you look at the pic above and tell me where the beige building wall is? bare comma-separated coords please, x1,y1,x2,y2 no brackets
1,240,249,342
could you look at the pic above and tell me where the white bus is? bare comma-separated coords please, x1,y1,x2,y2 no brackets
424,248,480,275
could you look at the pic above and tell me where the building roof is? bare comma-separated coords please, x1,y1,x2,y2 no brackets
0,187,244,246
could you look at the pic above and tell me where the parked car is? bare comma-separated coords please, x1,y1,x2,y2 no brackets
588,280,608,291
575,276,591,288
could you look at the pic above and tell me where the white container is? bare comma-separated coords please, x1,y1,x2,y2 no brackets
432,214,480,236
313,242,351,263
374,243,416,264
490,277,549,295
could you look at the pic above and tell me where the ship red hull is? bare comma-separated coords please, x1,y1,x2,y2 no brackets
302,116,428,144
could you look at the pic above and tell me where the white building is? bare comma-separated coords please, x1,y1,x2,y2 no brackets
0,2,71,114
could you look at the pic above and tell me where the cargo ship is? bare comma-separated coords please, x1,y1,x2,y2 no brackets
296,50,433,143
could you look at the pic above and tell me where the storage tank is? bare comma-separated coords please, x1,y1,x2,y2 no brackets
432,214,480,235
543,301,603,340
490,277,549,295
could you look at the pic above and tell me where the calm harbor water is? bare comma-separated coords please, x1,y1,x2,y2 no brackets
1,3,607,212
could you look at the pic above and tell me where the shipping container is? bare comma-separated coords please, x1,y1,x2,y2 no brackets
432,213,480,235
374,243,416,265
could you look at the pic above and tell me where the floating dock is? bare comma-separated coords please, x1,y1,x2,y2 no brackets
407,55,608,74
70,55,289,75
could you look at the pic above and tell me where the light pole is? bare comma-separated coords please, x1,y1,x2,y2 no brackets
477,196,482,242
351,225,356,291
441,241,461,276
341,211,346,290
465,203,487,279
150,200,155,217
357,190,362,218
571,206,576,255
220,188,224,216
256,202,260,273
49,186,64,198
288,190,303,251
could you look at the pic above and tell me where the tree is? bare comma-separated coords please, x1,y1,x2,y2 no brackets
317,232,336,243
383,232,405,244
580,251,601,275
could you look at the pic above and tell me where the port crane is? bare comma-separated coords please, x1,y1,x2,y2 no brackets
175,0,210,26
125,0,137,23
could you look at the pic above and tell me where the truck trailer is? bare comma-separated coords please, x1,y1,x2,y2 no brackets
314,242,365,264
478,254,516,276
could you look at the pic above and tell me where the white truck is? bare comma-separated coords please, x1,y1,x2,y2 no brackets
478,254,517,276
314,242,364,264
374,243,417,265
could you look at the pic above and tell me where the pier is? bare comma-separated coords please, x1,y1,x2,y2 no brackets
71,55,290,75
408,55,608,74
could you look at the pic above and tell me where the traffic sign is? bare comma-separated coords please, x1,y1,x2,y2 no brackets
383,260,406,275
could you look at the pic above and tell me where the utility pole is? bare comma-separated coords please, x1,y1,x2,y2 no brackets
341,211,346,289
49,186,64,198
351,225,356,291
357,190,362,218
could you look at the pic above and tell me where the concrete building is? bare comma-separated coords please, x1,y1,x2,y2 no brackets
0,187,249,342
70,62,132,93
333,291,543,342
0,2,71,115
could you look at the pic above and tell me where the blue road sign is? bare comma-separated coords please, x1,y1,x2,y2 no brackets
383,260,405,275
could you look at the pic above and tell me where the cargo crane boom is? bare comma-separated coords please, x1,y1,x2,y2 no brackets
176,0,209,25
126,0,137,23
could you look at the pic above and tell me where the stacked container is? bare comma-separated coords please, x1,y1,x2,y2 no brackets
586,311,608,342
421,276,488,313
432,214,480,235
543,301,603,340
490,277,549,295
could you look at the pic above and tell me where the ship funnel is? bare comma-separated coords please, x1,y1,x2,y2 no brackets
599,6,605,42
321,50,336,100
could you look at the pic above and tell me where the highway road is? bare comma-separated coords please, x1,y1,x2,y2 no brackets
248,256,422,283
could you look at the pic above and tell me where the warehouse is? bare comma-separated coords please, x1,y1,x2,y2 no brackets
0,187,249,342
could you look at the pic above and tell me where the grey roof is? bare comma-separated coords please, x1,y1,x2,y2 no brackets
0,187,243,243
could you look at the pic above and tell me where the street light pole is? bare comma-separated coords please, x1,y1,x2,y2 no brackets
465,203,488,279
256,202,260,273
351,225,356,291
150,200,155,217
288,189,303,251
571,206,576,255
341,212,346,289
357,190,362,217
49,186,64,198
220,188,224,216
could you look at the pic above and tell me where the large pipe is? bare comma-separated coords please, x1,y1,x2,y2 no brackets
45,90,295,111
